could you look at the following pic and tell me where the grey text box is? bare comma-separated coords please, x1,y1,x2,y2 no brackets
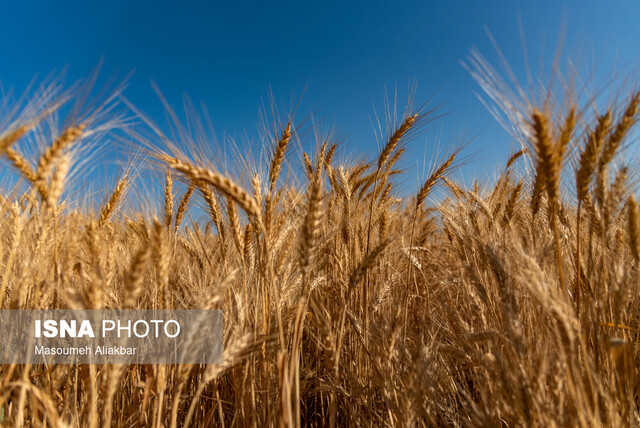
0,310,222,364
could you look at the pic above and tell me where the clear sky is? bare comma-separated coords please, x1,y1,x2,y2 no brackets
1,0,639,184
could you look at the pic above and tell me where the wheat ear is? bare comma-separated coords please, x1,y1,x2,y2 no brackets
99,177,128,227
5,148,38,182
175,181,196,230
576,112,611,202
299,169,323,282
164,171,174,227
36,123,85,178
124,241,153,308
416,153,456,208
378,114,417,169
268,123,292,193
0,125,29,157
163,156,262,226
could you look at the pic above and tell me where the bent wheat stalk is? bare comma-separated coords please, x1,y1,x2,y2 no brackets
162,156,263,227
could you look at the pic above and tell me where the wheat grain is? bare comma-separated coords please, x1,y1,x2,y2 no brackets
629,196,640,262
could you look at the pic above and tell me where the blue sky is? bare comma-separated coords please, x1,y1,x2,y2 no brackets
1,0,639,185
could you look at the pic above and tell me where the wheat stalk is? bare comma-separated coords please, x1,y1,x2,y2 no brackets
629,196,640,262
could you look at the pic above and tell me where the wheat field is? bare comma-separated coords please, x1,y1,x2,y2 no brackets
0,55,639,427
